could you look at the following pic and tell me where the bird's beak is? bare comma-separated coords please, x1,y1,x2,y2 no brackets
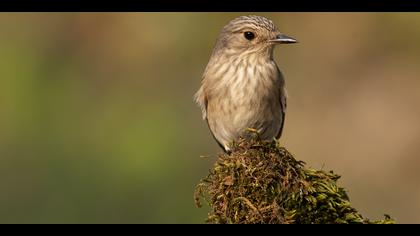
270,34,298,44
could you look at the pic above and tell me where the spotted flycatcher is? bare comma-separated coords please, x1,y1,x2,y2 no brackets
195,15,297,151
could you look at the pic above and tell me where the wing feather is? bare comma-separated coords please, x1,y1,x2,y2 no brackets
276,87,287,139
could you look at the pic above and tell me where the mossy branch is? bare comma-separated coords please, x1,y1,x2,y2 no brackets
194,134,395,224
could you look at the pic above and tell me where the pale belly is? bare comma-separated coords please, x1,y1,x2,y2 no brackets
207,96,282,149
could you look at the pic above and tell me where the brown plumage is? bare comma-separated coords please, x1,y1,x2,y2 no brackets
195,15,297,151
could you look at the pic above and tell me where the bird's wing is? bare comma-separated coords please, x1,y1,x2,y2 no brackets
194,85,227,151
194,86,208,120
276,87,287,139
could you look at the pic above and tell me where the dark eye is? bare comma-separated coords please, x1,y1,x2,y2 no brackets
244,31,255,40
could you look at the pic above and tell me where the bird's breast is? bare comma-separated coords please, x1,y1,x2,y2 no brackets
206,58,282,141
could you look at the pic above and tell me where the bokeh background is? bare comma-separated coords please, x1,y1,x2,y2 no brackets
0,13,419,223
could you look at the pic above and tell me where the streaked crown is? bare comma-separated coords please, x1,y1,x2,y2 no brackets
222,15,277,33
211,15,290,58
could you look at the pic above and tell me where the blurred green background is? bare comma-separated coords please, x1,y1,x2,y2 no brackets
0,13,419,223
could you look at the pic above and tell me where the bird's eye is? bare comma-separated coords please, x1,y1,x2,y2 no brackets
244,31,255,41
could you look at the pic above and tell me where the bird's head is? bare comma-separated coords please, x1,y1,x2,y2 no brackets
214,15,297,59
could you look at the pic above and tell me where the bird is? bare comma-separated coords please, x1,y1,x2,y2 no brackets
194,15,297,152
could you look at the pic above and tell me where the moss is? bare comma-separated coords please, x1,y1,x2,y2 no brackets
194,134,395,224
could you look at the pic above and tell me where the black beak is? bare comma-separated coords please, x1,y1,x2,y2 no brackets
270,34,298,44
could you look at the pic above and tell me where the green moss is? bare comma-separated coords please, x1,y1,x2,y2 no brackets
195,134,395,224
